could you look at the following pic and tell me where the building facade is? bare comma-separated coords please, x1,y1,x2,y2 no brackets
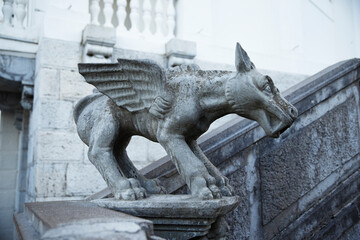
0,0,359,238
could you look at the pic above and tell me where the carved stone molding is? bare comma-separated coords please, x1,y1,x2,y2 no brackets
82,24,116,63
165,38,197,67
0,54,35,110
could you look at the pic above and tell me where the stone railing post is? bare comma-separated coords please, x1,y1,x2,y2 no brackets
103,0,113,27
143,0,152,36
89,0,100,25
166,38,196,67
116,0,127,34
0,0,4,22
2,0,14,26
13,0,27,28
82,25,116,63
129,0,140,35
166,0,175,39
154,0,163,38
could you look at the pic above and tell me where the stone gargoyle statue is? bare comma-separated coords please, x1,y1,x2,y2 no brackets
74,43,297,200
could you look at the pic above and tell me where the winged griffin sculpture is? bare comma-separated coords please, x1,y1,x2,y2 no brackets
74,43,297,200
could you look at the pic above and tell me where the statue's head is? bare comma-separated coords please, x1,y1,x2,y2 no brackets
226,43,298,138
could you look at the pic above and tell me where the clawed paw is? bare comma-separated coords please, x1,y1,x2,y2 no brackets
140,178,167,194
112,178,147,200
191,174,222,200
217,176,235,197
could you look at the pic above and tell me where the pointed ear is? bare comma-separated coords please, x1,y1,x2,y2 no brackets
235,42,252,73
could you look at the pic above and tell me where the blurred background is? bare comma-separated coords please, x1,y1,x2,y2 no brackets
0,0,359,238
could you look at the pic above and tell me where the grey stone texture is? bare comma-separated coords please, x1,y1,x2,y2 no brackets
112,59,360,239
260,96,359,226
93,195,239,239
14,201,161,240
74,43,296,202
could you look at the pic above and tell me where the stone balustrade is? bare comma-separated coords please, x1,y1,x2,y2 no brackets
1,0,28,29
89,0,176,41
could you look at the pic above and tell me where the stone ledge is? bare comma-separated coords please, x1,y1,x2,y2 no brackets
15,200,160,240
92,195,240,239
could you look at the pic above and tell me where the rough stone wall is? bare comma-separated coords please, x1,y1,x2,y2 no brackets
27,38,104,201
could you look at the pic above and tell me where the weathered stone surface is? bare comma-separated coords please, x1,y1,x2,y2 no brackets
15,201,159,240
93,195,240,239
35,68,59,99
36,130,84,162
34,163,67,197
59,69,94,100
113,48,167,67
66,163,107,196
38,38,81,70
340,221,360,240
93,195,239,219
102,59,360,239
74,43,296,203
39,100,73,129
260,96,359,225
226,160,249,240
274,168,360,240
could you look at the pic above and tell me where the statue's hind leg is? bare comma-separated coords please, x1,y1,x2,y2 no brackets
188,140,234,197
114,137,166,194
87,120,147,200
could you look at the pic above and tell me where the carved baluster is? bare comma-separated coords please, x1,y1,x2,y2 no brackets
143,0,152,36
0,0,4,22
116,0,127,33
129,0,141,34
103,0,113,27
13,0,26,28
166,0,175,38
2,0,13,26
90,0,100,25
154,0,163,38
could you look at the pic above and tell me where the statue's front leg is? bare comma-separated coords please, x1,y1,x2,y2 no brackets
159,134,221,199
188,140,234,197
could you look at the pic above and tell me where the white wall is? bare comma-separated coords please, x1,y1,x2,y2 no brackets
177,0,360,75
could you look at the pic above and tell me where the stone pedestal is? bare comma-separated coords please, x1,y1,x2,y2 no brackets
92,194,240,239
14,201,162,240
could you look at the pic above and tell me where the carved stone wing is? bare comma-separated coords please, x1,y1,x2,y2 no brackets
78,59,169,114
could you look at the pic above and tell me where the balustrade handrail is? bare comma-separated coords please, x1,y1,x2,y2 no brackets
1,0,28,29
89,0,176,41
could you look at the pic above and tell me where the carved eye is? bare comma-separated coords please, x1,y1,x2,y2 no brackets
264,83,271,93
263,76,273,93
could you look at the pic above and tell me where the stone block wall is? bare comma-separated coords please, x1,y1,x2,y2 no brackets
27,38,105,201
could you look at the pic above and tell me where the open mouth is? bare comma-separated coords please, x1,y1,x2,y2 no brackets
266,112,293,138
